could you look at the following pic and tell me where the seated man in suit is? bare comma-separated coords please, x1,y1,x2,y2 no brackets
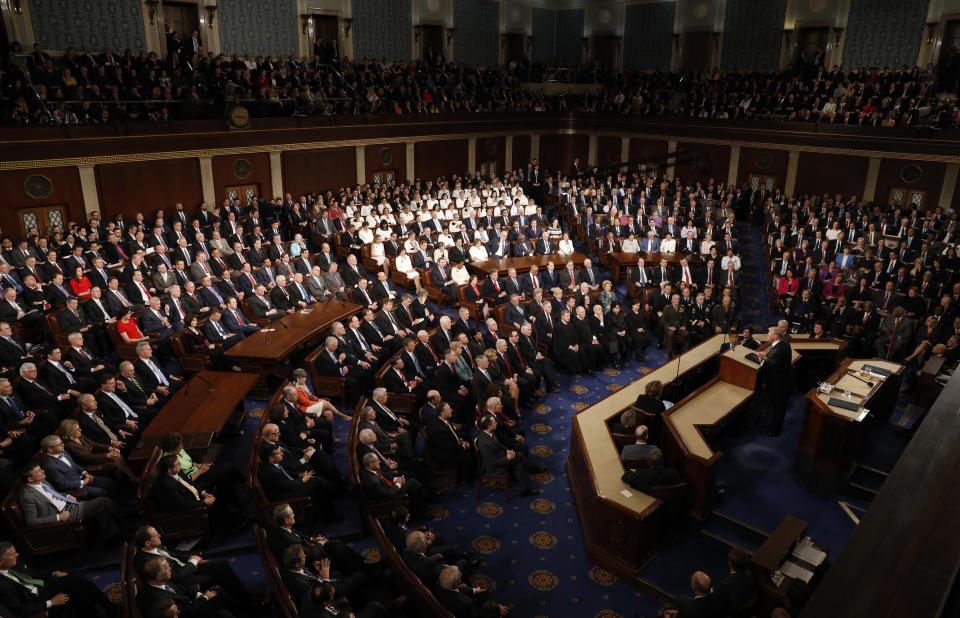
431,257,458,300
0,376,60,440
59,296,108,355
133,525,249,606
221,297,259,336
360,452,428,517
151,454,249,535
661,571,723,618
248,284,284,322
714,547,757,616
39,434,117,498
620,425,656,461
0,541,120,618
620,448,681,492
434,565,508,618
142,296,181,342
476,413,538,497
202,309,245,350
266,502,366,575
137,556,237,618
351,277,379,311
15,363,76,423
19,462,121,540
258,442,342,522
425,401,475,485
134,341,184,397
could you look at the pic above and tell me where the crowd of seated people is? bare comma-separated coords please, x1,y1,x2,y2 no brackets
0,148,954,616
5,34,960,127
762,194,960,393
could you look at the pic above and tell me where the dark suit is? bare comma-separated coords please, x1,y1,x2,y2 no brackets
758,340,792,434
620,465,682,492
476,429,530,492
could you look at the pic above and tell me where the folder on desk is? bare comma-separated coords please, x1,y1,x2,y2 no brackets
828,397,860,411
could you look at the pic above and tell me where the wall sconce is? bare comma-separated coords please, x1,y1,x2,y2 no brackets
926,22,937,44
414,25,423,42
204,5,217,29
301,14,312,35
343,17,353,36
11,0,22,15
145,0,160,25
832,28,844,46
446,27,456,44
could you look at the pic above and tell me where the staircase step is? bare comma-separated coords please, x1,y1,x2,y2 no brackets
700,512,768,553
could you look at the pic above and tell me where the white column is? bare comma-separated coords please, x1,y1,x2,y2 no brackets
587,134,598,166
199,156,216,206
727,146,741,187
530,134,540,161
862,157,882,203
504,136,514,172
666,140,677,179
620,137,630,163
141,2,164,54
467,138,477,175
405,142,416,182
77,165,100,219
784,150,800,196
1,1,35,47
940,164,959,211
269,151,284,197
355,145,366,186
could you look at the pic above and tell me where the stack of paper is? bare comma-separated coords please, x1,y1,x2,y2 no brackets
781,560,814,583
792,540,827,566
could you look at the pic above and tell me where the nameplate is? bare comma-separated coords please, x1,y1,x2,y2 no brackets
828,397,860,412
861,364,892,377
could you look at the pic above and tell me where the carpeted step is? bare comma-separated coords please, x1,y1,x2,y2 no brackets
699,512,769,553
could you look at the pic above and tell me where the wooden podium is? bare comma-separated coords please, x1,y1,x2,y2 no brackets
796,358,903,493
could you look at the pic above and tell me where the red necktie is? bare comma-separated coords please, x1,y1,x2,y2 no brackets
375,471,394,487
513,344,525,368
493,280,500,292
235,310,245,325
501,353,512,374
426,344,438,363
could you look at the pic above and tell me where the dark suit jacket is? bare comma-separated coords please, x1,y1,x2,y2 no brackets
150,472,203,512
621,466,682,492
476,430,509,476
0,563,58,616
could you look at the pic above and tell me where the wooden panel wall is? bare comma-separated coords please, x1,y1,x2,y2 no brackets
512,135,531,172
539,134,589,176
795,152,869,199
873,159,946,211
597,136,622,166
675,142,730,186
737,147,790,189
628,138,669,172
475,136,506,178
212,153,272,203
96,159,203,220
365,144,407,184
282,147,357,197
414,139,468,181
0,167,86,239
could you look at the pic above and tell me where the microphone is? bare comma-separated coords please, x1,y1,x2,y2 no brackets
844,370,874,388
185,374,215,395
278,319,289,329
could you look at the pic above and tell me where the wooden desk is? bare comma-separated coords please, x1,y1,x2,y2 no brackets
225,301,362,396
568,334,735,587
797,358,903,493
607,251,703,284
467,253,586,278
914,354,945,408
753,516,829,614
130,371,257,463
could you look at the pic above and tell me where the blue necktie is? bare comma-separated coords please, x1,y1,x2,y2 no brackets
42,483,79,504
3,396,23,419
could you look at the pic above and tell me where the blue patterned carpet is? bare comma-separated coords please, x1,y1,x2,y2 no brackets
77,225,915,618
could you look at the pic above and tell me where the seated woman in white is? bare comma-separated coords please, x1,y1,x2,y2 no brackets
403,232,420,254
558,233,575,255
660,233,677,253
469,239,489,262
357,224,374,244
370,238,388,270
621,233,640,253
394,249,422,290
451,262,470,285
700,233,715,255
474,228,489,244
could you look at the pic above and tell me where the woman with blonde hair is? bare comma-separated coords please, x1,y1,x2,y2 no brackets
291,368,351,421
56,419,138,484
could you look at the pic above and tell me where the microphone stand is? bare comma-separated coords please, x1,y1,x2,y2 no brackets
185,374,216,394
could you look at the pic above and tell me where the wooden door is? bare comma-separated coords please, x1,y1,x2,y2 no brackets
591,35,618,67
796,27,828,66
681,32,712,70
225,183,260,207
17,204,67,236
163,1,200,40
422,25,444,64
479,161,497,179
313,14,340,53
748,174,777,193
369,169,396,186
888,187,926,210
503,33,526,62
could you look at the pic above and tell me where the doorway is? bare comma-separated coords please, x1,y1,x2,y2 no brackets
888,187,926,211
225,184,260,207
591,35,619,68
17,205,67,236
748,174,777,193
369,169,396,186
421,24,445,65
312,14,340,63
795,27,829,68
680,32,713,70
503,33,526,63
163,1,200,42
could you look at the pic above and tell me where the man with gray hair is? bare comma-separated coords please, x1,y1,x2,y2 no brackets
314,335,371,405
434,564,508,617
361,451,427,517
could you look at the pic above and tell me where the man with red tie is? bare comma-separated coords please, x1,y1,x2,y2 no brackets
221,297,260,336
